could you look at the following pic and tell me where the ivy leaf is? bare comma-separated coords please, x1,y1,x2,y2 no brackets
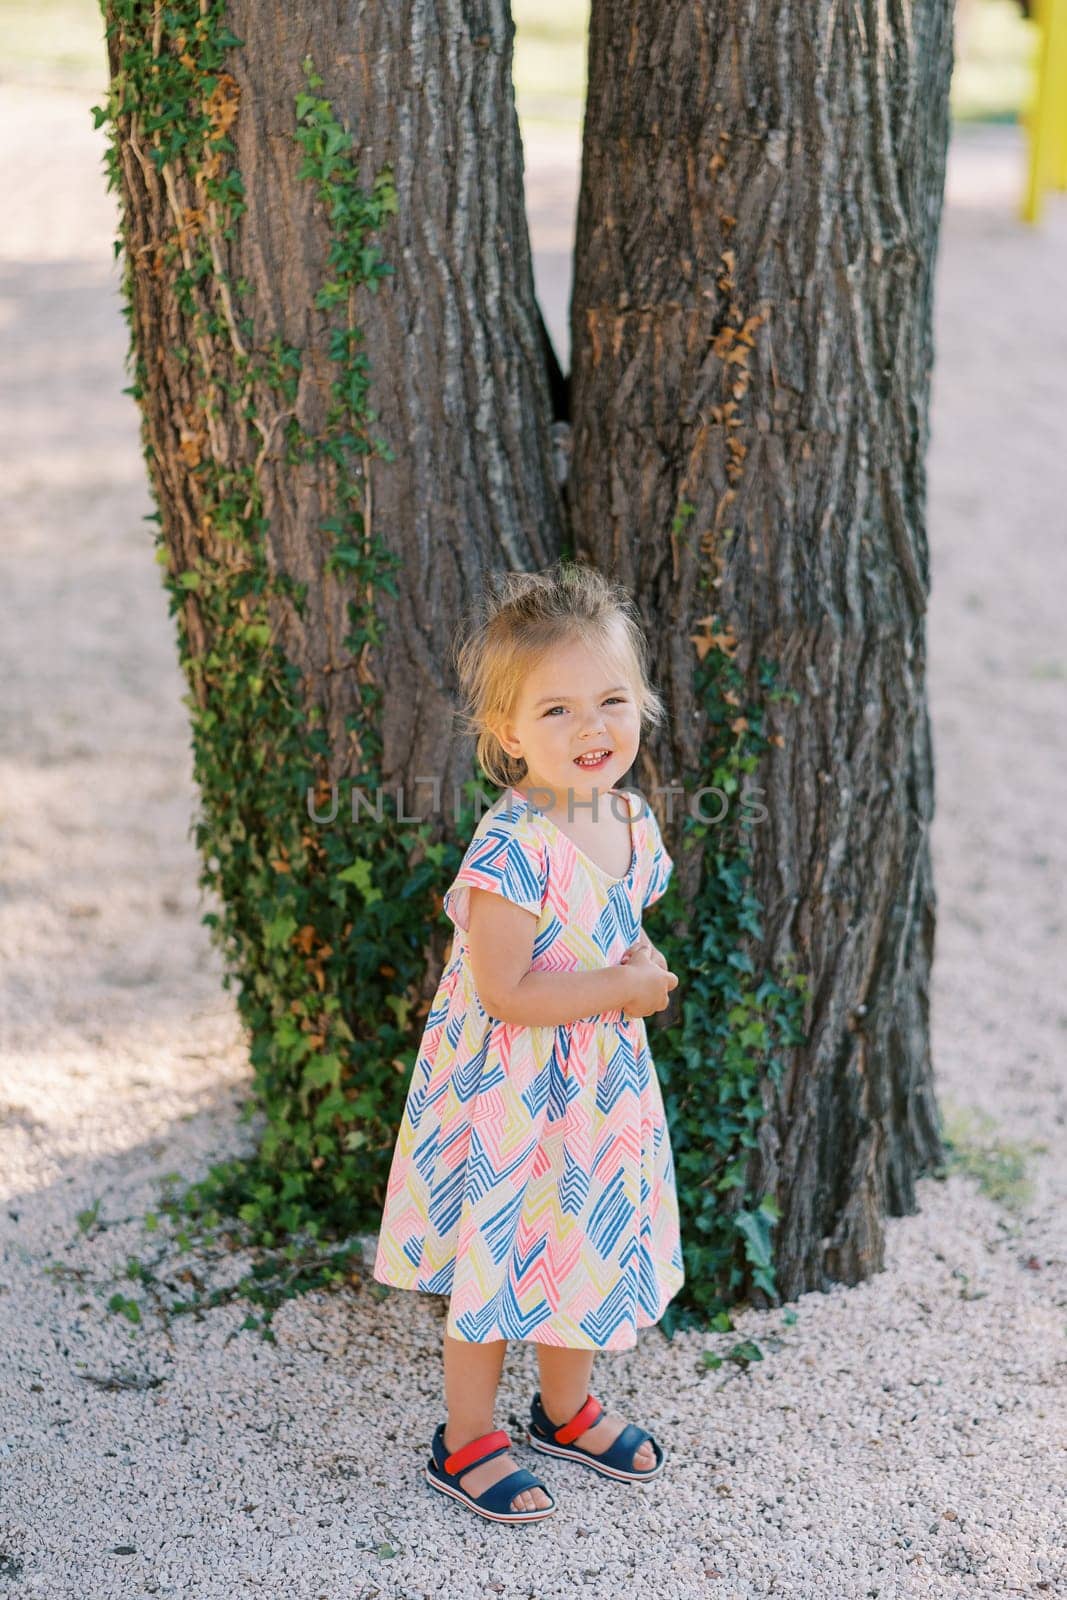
733,1205,773,1270
337,859,382,903
384,994,412,1032
264,914,298,950
323,122,349,158
302,1053,342,1092
726,1339,763,1367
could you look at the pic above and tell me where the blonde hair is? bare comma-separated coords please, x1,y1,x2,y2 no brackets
452,561,666,790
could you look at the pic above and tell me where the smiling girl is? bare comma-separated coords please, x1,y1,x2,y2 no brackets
372,562,683,1523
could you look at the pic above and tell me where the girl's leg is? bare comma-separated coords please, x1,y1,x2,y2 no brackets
442,1331,551,1512
536,1346,657,1471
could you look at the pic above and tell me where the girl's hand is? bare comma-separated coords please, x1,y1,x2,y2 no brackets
621,932,669,973
620,944,679,1018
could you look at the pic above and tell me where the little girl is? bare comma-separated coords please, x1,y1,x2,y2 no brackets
372,562,683,1524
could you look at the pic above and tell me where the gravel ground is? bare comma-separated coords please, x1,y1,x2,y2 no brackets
1,83,1065,1600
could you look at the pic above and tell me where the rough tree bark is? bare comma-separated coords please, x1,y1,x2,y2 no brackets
108,0,563,806
104,0,954,1295
570,0,953,1295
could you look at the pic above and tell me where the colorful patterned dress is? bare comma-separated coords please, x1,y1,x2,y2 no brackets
372,785,684,1349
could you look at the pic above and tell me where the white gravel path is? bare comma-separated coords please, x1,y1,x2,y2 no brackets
0,83,1065,1600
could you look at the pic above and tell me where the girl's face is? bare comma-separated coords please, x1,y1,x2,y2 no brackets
494,635,643,808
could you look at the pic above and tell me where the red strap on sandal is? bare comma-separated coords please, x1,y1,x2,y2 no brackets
554,1393,604,1445
444,1427,511,1475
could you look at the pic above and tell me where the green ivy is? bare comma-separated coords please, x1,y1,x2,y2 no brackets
651,503,809,1335
168,55,455,1275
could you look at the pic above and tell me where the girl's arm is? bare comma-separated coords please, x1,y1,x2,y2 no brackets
467,887,634,1026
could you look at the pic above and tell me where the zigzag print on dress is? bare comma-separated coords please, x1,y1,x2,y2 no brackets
578,1270,639,1346
371,787,685,1350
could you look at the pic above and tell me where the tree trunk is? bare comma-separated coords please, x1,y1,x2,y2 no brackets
571,0,953,1296
97,0,564,1236
107,0,562,807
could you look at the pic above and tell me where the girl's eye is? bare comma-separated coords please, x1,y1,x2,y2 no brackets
542,697,626,717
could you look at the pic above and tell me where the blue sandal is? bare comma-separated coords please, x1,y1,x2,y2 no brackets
426,1423,557,1523
527,1390,665,1482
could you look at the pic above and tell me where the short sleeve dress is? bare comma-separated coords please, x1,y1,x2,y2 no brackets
371,786,684,1350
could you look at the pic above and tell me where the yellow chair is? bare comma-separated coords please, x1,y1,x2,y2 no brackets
1023,0,1067,220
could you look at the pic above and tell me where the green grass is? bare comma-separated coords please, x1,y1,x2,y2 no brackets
951,0,1040,123
512,0,589,127
0,0,108,92
937,1095,1043,1212
511,0,1040,130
